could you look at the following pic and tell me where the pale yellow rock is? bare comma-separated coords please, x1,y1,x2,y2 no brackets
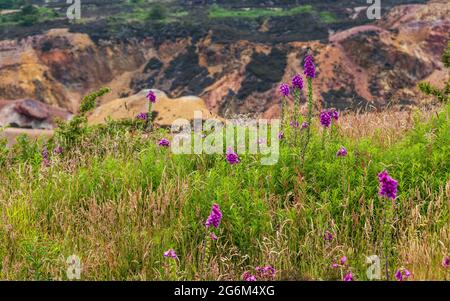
88,90,222,127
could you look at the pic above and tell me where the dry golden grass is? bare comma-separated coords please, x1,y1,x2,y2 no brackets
339,107,440,146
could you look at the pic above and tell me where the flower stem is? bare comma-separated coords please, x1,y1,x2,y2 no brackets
280,97,286,131
148,102,153,129
169,259,178,280
203,233,212,280
383,200,393,280
293,89,300,145
300,77,314,166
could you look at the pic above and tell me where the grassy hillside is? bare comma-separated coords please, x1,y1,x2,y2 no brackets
0,96,448,280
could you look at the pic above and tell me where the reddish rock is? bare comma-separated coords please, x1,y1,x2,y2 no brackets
0,99,72,129
14,99,50,120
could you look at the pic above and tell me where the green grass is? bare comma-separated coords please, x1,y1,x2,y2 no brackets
0,100,448,280
0,10,21,26
111,5,188,25
319,11,338,24
208,4,314,19
0,6,58,27
0,0,25,10
208,5,340,25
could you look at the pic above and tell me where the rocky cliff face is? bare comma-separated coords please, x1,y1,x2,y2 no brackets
0,1,447,128
0,28,151,111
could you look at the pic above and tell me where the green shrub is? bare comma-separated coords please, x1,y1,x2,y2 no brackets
54,87,111,149
147,4,167,21
0,0,24,9
79,87,111,115
17,5,39,26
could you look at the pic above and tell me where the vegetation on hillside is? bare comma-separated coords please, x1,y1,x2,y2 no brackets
0,0,25,10
0,49,448,280
208,4,339,25
0,4,57,27
208,4,314,19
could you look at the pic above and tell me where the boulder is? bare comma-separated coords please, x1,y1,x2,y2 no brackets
0,99,72,129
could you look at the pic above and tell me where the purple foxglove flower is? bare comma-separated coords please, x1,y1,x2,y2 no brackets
163,249,177,259
292,74,304,90
301,121,309,129
264,265,276,277
246,275,257,281
332,263,339,269
343,271,353,281
337,146,348,157
42,148,51,166
378,170,398,200
42,148,49,160
278,131,284,140
319,111,332,127
330,109,339,121
210,232,218,241
136,112,148,121
256,265,276,279
404,269,411,278
340,256,347,265
158,138,170,147
205,204,222,228
53,146,63,155
304,55,316,79
43,158,51,167
146,91,156,103
395,269,403,281
279,83,290,97
243,272,257,281
324,231,333,241
290,120,300,128
226,147,239,165
443,256,449,268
